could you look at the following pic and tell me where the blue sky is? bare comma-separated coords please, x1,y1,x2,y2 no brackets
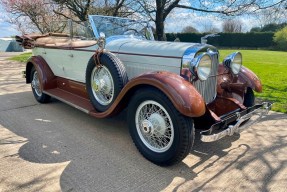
0,22,19,38
0,8,255,37
0,1,284,37
0,5,19,37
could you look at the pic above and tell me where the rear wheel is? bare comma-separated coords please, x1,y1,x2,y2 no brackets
30,67,50,103
128,88,194,166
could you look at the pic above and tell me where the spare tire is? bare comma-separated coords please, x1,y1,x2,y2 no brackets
86,52,128,112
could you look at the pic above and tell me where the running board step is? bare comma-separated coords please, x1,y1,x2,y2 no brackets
44,88,94,114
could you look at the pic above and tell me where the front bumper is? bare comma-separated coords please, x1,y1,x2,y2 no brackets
201,102,272,142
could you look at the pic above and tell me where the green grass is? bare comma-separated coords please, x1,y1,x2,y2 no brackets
220,49,287,113
8,52,32,62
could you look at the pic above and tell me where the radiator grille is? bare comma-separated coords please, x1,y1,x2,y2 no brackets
193,53,218,104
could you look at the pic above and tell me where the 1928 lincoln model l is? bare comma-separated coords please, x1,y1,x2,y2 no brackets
17,15,272,165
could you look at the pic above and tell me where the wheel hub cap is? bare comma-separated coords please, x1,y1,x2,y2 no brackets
141,120,153,134
149,113,166,136
91,66,114,106
135,100,174,153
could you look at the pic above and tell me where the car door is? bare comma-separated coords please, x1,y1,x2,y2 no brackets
63,43,97,83
43,47,73,79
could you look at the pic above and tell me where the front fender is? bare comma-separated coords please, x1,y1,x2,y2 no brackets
93,71,206,118
238,66,262,93
26,56,57,90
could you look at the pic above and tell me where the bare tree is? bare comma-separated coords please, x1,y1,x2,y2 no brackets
201,21,220,33
255,7,287,26
133,0,287,40
52,0,93,21
222,19,243,33
182,26,198,33
3,0,287,39
1,0,66,34
52,0,132,22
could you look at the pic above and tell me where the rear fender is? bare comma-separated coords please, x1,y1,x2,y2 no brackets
26,56,57,90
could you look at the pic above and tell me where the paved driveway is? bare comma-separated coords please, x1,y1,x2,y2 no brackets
0,53,287,192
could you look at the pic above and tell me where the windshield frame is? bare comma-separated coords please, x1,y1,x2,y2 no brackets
88,15,154,41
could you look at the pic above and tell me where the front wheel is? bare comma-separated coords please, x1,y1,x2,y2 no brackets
243,87,255,107
30,67,50,103
128,88,194,166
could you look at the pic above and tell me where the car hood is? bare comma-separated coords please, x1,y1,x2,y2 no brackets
106,38,202,58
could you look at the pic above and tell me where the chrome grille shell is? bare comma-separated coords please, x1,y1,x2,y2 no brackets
193,52,218,104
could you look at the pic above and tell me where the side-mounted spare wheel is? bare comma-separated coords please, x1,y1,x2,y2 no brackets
30,67,51,103
86,52,128,112
128,87,194,166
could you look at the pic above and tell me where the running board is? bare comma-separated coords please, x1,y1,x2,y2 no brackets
44,88,94,114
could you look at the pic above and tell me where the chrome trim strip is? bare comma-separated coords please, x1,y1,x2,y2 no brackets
201,102,272,142
116,52,181,59
32,46,183,59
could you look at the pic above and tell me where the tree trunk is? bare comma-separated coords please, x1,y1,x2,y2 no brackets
155,1,166,41
155,19,166,41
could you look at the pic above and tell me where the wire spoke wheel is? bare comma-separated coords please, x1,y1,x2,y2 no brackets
135,100,174,153
128,88,194,165
86,52,128,112
31,71,42,97
91,66,114,106
30,67,50,103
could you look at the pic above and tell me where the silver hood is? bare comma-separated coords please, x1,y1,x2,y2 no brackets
105,38,217,79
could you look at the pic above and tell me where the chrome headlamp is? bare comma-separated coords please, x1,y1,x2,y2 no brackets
223,52,242,75
190,53,212,81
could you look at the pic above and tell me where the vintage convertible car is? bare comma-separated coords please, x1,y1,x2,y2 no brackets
17,15,271,165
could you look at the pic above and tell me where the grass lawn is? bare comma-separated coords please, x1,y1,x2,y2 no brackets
220,49,287,113
8,52,32,62
9,50,287,113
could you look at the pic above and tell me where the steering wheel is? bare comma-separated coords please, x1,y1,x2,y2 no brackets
123,29,140,36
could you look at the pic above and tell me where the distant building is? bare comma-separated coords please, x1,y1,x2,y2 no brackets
0,38,23,52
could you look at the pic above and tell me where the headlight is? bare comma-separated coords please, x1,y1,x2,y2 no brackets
223,52,242,75
190,53,212,81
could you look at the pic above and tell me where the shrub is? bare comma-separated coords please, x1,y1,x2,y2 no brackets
166,32,275,48
273,26,287,51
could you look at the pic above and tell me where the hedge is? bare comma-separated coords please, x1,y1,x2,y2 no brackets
166,32,275,48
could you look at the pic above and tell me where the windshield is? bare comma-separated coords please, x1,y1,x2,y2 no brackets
89,15,154,41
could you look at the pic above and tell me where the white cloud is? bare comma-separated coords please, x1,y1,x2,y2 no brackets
165,10,224,33
165,7,260,33
201,0,212,6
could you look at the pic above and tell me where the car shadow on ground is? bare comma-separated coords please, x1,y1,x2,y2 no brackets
1,91,287,191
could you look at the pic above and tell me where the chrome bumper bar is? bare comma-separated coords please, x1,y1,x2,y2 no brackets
201,102,272,142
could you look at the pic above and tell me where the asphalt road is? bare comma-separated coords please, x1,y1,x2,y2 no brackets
0,52,287,192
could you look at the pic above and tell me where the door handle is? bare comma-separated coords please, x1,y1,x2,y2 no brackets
68,54,73,57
